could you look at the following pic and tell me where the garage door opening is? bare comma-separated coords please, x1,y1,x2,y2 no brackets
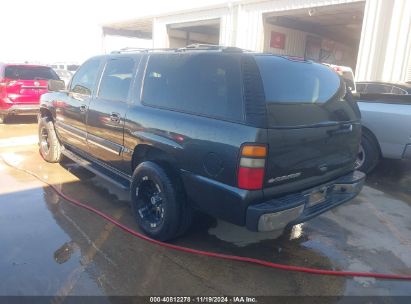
263,2,365,72
167,19,220,48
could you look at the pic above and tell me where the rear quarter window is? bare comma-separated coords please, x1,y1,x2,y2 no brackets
391,86,408,95
366,84,392,94
356,83,366,93
142,53,244,122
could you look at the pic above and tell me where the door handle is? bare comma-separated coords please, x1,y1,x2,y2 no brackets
79,105,87,112
327,124,353,136
110,112,121,123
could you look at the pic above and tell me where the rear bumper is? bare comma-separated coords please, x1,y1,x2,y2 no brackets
0,104,39,116
246,170,365,232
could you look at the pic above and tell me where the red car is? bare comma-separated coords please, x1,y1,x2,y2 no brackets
0,63,60,123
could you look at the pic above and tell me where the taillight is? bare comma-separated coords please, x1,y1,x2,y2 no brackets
332,66,343,76
237,144,267,190
0,78,20,95
0,78,6,96
0,78,15,86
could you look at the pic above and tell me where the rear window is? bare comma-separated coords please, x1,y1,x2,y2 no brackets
142,53,244,122
255,56,341,104
253,56,359,127
5,66,59,80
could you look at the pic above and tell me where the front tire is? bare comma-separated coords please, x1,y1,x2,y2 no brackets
130,161,192,241
355,131,380,173
38,116,62,163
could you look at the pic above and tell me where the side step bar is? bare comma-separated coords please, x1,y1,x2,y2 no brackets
62,149,131,191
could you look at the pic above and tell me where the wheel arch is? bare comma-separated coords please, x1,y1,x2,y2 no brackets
361,126,382,157
131,144,179,174
39,106,54,121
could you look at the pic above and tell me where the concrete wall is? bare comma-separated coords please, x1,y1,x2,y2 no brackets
124,0,411,82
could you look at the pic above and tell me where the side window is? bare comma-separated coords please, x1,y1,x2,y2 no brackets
70,58,101,96
391,86,407,95
356,83,366,93
142,53,244,122
98,58,134,101
366,84,392,94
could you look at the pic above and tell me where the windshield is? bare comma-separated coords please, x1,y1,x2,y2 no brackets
255,56,341,104
5,66,59,80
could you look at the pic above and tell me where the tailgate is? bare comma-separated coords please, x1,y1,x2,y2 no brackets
265,119,361,192
3,79,47,104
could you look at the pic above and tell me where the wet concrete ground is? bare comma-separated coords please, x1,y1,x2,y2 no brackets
0,117,410,298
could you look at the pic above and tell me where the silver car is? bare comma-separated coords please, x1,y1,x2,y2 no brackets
355,81,411,173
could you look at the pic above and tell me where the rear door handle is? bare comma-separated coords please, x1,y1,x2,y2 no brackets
327,124,353,135
79,105,87,112
110,112,121,123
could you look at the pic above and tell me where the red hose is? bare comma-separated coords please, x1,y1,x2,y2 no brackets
3,157,411,281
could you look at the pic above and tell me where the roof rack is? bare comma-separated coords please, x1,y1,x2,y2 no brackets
111,47,178,54
178,44,244,52
111,44,245,54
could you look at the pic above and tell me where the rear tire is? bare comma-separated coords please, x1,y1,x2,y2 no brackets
38,116,62,163
130,161,192,241
355,131,380,174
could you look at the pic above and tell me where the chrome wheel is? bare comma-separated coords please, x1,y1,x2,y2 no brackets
40,127,50,154
354,144,365,169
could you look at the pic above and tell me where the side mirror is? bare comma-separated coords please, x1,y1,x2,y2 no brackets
48,79,66,92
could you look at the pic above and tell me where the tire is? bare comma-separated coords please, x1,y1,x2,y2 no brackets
38,116,62,163
130,161,192,241
355,131,380,174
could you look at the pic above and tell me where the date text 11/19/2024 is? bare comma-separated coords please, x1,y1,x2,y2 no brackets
149,296,257,303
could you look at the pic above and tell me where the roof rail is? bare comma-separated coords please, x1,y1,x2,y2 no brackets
110,45,245,54
111,47,178,54
183,43,221,49
178,44,244,53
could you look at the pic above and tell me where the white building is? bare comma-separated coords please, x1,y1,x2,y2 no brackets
102,0,411,82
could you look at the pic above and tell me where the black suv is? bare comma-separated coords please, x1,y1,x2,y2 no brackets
38,46,365,241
